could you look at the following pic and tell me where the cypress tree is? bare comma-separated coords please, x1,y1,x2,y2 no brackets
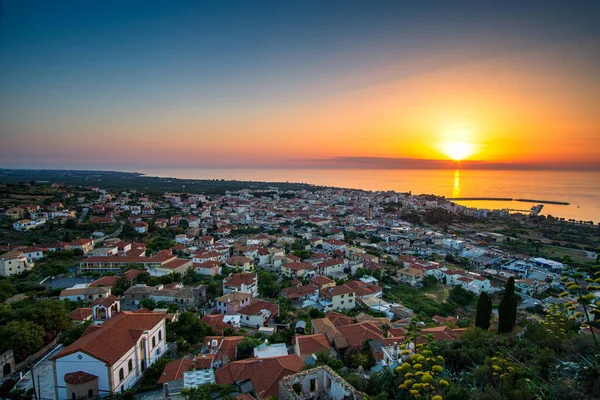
498,276,517,333
475,292,493,330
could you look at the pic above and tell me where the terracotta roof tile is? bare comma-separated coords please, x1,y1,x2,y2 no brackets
158,358,193,384
52,311,166,365
224,273,256,288
337,321,384,349
68,308,93,321
64,371,98,385
325,312,354,328
295,334,330,356
215,355,304,398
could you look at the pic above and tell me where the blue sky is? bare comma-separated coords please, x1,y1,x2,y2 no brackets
1,1,599,169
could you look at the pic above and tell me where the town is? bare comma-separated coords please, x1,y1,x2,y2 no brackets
0,178,599,400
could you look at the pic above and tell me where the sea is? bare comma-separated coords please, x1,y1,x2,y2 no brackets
136,168,600,224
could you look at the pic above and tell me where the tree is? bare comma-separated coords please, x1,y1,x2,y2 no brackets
60,321,92,346
13,299,72,337
139,298,156,310
559,255,600,350
354,268,366,279
475,292,493,330
113,273,131,296
168,312,214,344
544,303,569,352
236,337,262,360
182,384,235,400
0,321,44,362
498,277,517,333
447,286,477,308
397,319,451,399
258,270,280,298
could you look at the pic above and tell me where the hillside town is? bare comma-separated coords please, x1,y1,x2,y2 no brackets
0,180,599,400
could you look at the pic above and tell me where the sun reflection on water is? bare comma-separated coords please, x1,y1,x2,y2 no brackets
452,170,461,198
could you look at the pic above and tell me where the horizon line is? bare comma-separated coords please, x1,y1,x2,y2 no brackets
2,156,600,173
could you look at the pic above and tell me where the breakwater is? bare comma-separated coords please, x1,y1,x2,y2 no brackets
448,197,569,205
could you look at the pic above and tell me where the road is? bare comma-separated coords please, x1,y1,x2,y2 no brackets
93,221,124,244
16,345,64,400
518,294,542,310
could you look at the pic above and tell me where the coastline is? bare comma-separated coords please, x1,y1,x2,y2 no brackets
1,167,598,224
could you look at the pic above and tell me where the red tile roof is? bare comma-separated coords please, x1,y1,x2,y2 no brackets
407,326,463,343
195,353,216,369
202,336,245,362
320,285,355,300
343,280,382,297
68,308,93,321
89,276,119,288
202,314,236,335
281,285,318,300
388,327,407,337
295,334,330,356
317,258,344,268
64,371,98,385
432,315,459,325
309,275,335,287
160,258,191,270
325,312,354,328
124,269,143,280
215,355,304,398
282,262,315,272
224,273,256,288
337,321,384,349
239,300,278,321
226,256,253,265
157,358,193,384
91,294,120,307
194,261,221,269
51,311,166,365
71,238,93,246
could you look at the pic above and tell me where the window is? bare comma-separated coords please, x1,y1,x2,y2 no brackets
119,368,124,382
152,337,156,348
341,301,344,304
158,330,162,341
72,392,76,400
128,359,133,372
88,389,94,398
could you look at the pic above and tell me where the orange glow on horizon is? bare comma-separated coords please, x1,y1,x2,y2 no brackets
3,41,598,169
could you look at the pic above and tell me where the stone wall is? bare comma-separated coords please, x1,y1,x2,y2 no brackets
0,350,16,379
278,365,364,400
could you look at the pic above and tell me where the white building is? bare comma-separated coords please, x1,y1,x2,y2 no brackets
253,341,288,359
0,251,34,277
51,311,167,399
222,273,259,298
13,218,46,231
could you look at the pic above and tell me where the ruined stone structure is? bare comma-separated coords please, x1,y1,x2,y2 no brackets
278,365,364,400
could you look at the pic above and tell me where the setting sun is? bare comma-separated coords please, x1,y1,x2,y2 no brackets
443,141,475,161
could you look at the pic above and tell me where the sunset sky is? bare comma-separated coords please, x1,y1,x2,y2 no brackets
1,1,599,170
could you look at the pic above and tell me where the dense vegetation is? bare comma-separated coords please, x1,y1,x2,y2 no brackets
0,169,321,195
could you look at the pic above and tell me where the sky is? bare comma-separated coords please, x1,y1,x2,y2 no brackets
1,0,599,170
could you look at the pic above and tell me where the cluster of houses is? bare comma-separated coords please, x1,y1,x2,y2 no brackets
3,183,596,399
